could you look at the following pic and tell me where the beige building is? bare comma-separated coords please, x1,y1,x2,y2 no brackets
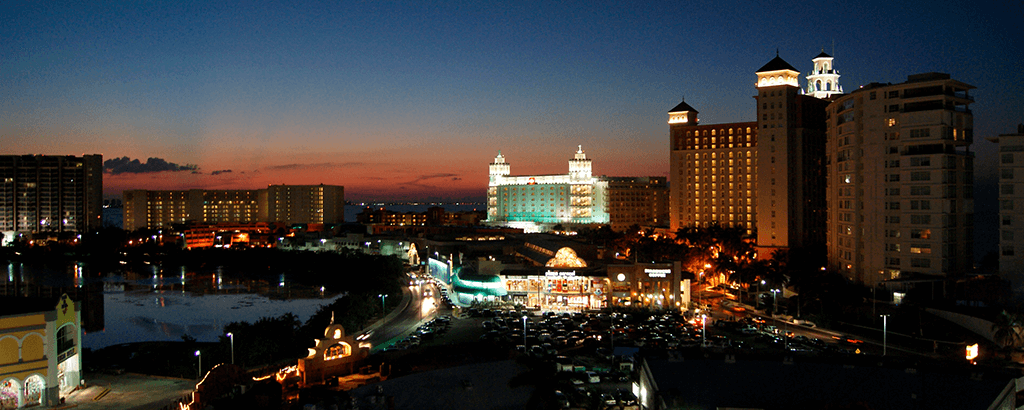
668,53,832,251
123,184,343,230
0,155,103,238
667,100,758,234
988,124,1024,293
753,55,830,252
604,176,669,232
825,73,975,287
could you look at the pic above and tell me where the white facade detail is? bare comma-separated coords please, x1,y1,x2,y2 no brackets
806,51,843,99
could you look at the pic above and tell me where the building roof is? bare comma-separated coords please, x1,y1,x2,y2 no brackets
756,55,798,73
645,356,1012,410
667,100,698,113
814,50,832,59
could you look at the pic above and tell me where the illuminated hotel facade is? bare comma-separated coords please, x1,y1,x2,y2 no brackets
123,184,343,230
486,147,667,232
669,53,834,253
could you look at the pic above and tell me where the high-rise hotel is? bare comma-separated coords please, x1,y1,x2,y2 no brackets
123,184,344,230
485,147,667,232
669,53,832,253
825,73,975,286
0,155,103,239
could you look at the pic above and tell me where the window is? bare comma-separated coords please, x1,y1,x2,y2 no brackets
1004,215,1013,226
910,258,931,268
1002,153,1014,164
886,174,901,182
870,91,877,100
885,202,900,210
888,91,899,98
888,105,900,113
910,186,931,195
1002,169,1014,179
910,214,931,224
1002,185,1014,195
1002,200,1014,211
910,200,931,210
910,244,931,254
885,243,901,252
885,229,901,238
1004,246,1015,256
885,216,901,224
1003,230,1014,241
910,229,931,239
910,157,931,167
910,171,930,181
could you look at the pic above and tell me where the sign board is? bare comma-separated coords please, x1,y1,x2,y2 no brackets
966,343,979,360
645,268,671,278
546,270,577,277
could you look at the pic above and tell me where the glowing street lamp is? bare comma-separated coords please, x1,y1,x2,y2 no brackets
378,294,389,339
522,316,528,347
194,350,202,381
227,333,234,365
880,314,890,356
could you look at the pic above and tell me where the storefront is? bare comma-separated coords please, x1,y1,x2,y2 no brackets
607,262,689,310
503,268,608,312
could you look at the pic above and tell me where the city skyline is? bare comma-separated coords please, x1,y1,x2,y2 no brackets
2,1,1021,201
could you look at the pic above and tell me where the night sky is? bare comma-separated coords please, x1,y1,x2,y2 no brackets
2,0,1021,202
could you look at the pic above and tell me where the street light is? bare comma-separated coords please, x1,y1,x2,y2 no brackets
771,289,780,317
701,314,707,345
194,350,202,381
227,332,234,365
880,314,890,356
378,294,389,339
522,316,528,347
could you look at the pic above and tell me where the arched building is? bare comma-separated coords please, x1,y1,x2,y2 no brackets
0,294,83,408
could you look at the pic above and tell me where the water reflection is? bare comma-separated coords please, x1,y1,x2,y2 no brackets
1,261,341,350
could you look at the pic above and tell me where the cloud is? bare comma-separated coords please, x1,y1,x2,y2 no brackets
104,157,197,175
265,162,366,171
211,170,232,175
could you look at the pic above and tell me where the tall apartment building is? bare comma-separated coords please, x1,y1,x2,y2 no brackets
668,53,832,251
123,189,264,230
667,100,758,234
987,124,1024,292
825,73,975,287
123,184,343,230
262,184,344,225
0,155,103,237
753,55,830,252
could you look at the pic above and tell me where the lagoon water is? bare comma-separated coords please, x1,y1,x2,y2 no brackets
4,262,342,350
85,288,342,350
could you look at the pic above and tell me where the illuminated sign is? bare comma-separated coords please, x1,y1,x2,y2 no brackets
645,268,671,278
545,270,577,277
966,343,979,360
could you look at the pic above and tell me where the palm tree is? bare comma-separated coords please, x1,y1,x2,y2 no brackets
992,310,1024,350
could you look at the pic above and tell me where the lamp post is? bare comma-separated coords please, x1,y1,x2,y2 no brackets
522,316,527,347
378,293,389,339
194,350,202,381
227,332,234,365
880,314,890,356
771,289,779,317
701,314,707,345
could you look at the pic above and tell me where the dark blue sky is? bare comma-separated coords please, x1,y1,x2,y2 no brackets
2,0,1020,202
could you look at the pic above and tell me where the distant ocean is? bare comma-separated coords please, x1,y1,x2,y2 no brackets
102,203,486,228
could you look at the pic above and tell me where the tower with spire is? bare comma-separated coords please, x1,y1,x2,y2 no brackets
806,50,843,99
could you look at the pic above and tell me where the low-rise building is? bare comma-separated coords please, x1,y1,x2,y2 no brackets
0,294,83,408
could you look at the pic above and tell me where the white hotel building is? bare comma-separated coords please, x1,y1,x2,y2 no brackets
486,147,610,232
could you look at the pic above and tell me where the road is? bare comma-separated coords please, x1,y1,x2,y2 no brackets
364,282,443,351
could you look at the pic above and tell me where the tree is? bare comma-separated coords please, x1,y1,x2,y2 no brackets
992,310,1024,350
